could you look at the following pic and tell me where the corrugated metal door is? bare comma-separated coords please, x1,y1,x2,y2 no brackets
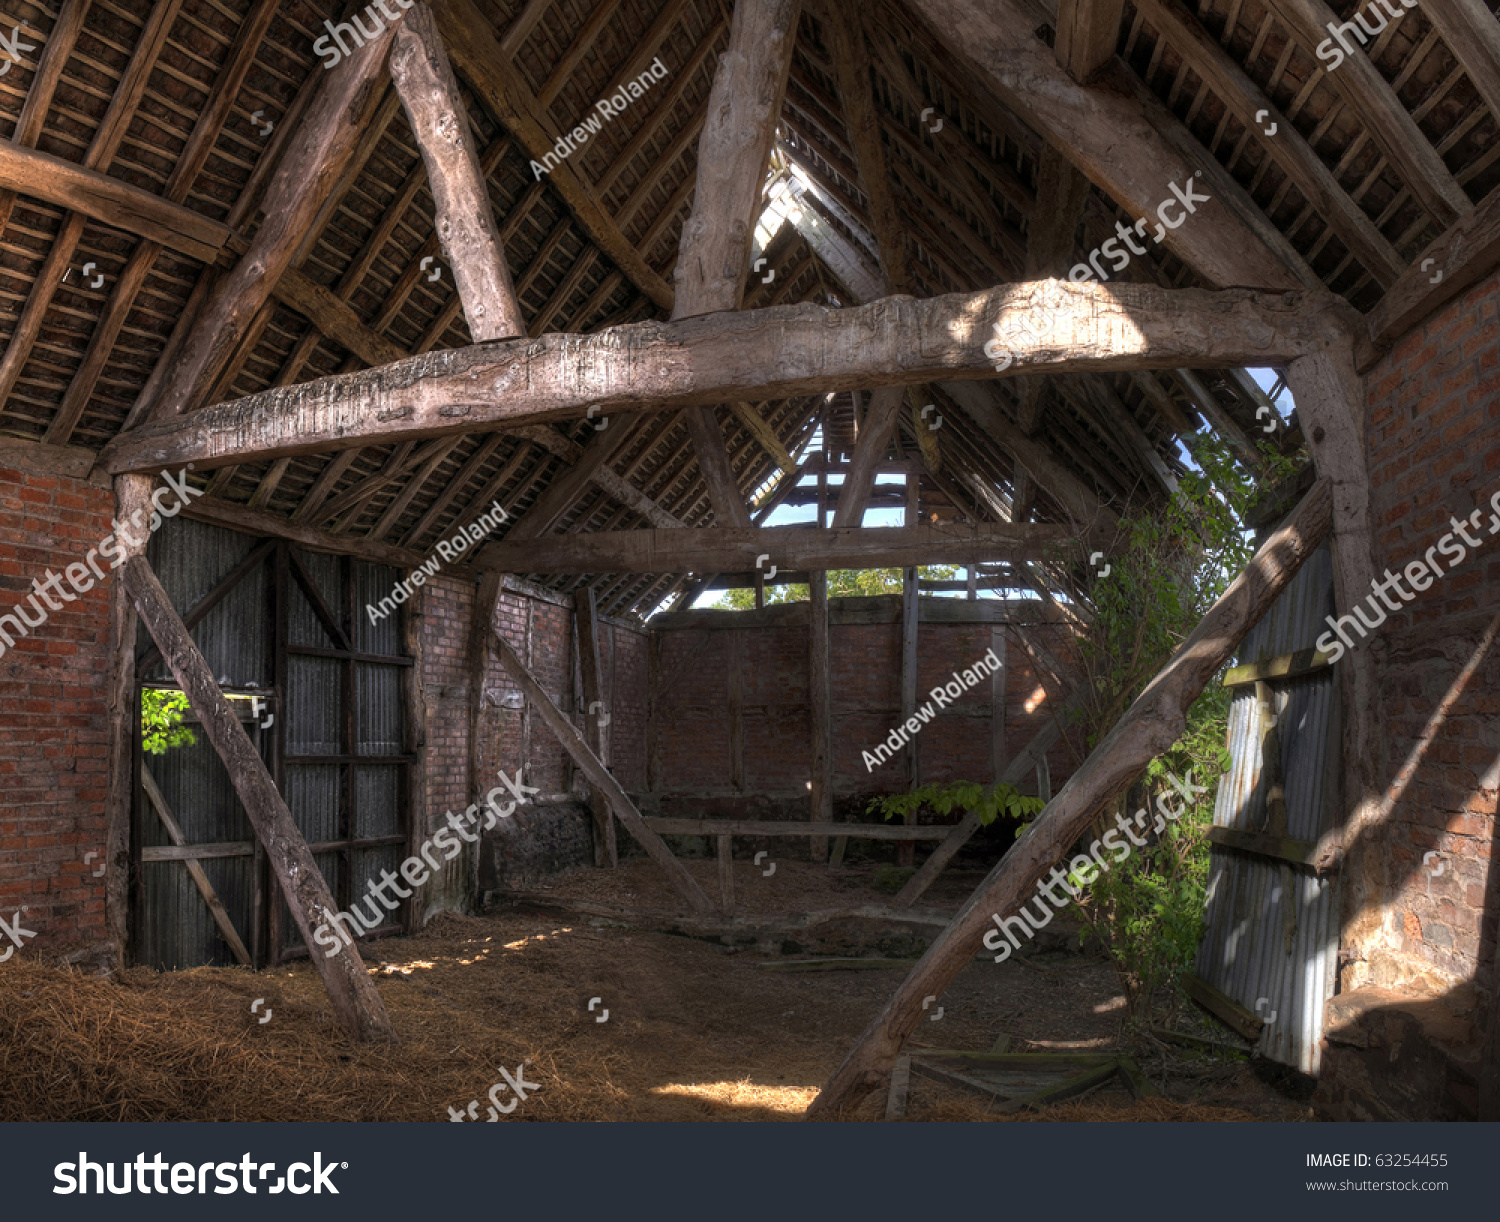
134,517,411,969
1193,543,1342,1074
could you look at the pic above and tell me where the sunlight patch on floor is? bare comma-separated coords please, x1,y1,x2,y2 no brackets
650,1079,818,1114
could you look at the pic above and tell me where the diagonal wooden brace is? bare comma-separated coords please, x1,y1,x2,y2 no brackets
121,554,397,1042
492,631,716,915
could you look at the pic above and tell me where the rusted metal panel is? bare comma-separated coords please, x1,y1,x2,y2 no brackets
1196,543,1340,1074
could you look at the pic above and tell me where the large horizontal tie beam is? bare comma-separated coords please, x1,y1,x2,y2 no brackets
473,521,1102,575
101,281,1329,474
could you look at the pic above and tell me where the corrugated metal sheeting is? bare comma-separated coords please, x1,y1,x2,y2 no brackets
136,517,411,969
1195,544,1341,1074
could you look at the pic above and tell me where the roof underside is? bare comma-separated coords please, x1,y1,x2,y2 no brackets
0,0,1490,618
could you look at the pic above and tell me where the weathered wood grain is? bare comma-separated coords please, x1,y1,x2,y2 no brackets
102,281,1328,474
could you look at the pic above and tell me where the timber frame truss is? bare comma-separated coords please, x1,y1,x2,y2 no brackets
0,0,1473,1041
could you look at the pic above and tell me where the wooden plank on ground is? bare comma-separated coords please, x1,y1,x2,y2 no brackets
1183,971,1265,1041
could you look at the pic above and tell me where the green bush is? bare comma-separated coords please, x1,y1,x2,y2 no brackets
141,688,196,755
867,780,1045,827
1067,695,1230,1025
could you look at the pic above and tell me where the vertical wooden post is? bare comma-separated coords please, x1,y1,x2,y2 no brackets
121,554,397,1041
754,565,766,609
809,570,832,863
728,631,745,790
575,587,617,866
899,565,919,866
104,475,153,959
989,627,1007,779
966,566,978,599
402,557,429,924
717,833,735,915
468,571,502,898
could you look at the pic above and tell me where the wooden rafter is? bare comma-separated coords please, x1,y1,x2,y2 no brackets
814,0,915,294
1360,180,1500,367
45,0,283,447
1260,0,1470,227
0,0,190,412
0,0,91,234
140,18,400,424
903,0,1305,291
433,0,675,308
669,0,800,529
390,3,526,342
1132,0,1404,288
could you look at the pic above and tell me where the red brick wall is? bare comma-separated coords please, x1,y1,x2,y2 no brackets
419,577,648,912
651,609,1079,808
1362,266,1500,987
0,465,113,949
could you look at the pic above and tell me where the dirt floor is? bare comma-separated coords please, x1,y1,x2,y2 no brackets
0,858,1313,1122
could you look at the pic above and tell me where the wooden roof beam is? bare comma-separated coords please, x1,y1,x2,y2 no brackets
813,0,914,295
139,18,399,425
1056,0,1125,83
0,0,91,234
1133,0,1404,287
45,0,283,447
433,0,674,309
475,520,1107,575
390,3,526,342
669,0,800,530
903,0,1305,291
1360,179,1500,368
1260,0,1470,227
102,281,1333,474
1420,0,1500,124
0,0,190,416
